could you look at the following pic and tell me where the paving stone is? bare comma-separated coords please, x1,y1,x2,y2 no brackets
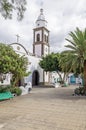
0,85,86,130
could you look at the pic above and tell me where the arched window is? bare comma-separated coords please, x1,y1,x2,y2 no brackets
47,36,48,43
37,34,40,41
44,35,46,42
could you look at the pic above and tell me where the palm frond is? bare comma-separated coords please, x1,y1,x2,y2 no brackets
65,45,77,50
84,28,86,39
65,38,76,46
69,31,80,45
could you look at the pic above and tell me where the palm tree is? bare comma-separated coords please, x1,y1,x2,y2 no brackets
62,27,86,88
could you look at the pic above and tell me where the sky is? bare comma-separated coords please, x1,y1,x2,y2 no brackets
0,0,86,53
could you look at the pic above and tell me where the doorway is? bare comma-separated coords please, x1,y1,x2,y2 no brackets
70,75,76,84
32,70,39,86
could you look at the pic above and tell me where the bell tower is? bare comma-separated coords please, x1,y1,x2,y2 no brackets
33,9,50,57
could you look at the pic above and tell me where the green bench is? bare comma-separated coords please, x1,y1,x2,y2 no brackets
0,92,13,101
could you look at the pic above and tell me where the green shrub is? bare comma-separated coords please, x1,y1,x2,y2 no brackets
0,86,6,93
10,87,22,96
0,85,22,96
74,87,86,96
74,88,80,95
0,85,11,93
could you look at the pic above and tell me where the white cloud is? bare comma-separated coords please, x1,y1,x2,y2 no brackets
0,0,86,53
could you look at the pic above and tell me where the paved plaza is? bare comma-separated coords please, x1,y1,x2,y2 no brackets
0,85,86,130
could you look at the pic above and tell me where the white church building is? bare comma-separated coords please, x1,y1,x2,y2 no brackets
0,9,83,87
10,9,50,86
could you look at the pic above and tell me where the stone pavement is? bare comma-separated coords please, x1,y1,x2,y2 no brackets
0,85,86,130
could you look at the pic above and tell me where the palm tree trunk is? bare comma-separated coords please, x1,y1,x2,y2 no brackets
84,60,86,89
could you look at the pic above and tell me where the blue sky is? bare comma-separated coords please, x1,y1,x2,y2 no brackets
0,0,86,53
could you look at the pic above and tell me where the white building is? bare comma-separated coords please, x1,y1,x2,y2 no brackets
10,9,50,86
0,9,83,87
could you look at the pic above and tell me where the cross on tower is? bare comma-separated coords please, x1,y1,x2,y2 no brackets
16,34,20,43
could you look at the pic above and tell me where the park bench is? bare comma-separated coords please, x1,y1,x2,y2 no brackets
0,91,13,101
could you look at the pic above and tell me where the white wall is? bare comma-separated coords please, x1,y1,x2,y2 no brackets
35,44,41,57
10,43,44,85
44,45,49,56
24,55,43,83
44,72,49,82
0,74,11,85
36,21,47,28
10,44,28,55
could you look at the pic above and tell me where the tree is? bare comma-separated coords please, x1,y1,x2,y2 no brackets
0,43,29,86
0,0,27,20
62,28,86,88
39,53,65,84
59,53,74,79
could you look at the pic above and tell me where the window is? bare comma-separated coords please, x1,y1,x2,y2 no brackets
37,34,40,41
44,35,46,42
45,35,48,43
47,36,48,43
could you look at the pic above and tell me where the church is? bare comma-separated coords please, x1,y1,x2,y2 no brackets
0,9,83,87
10,9,50,86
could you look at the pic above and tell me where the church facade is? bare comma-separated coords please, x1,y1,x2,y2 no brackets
0,9,82,87
10,9,50,86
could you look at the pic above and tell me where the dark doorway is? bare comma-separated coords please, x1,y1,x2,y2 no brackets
32,70,39,86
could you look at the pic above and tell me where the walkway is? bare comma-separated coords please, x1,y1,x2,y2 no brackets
0,86,86,130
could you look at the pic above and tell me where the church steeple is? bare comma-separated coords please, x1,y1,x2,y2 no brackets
33,9,50,57
36,9,47,28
